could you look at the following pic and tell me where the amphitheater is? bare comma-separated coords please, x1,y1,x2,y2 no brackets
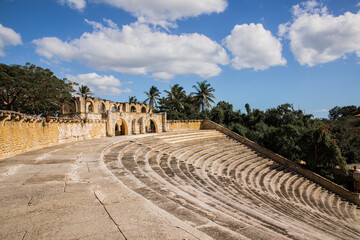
0,98,359,239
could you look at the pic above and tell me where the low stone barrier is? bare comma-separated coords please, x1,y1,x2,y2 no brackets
0,110,106,159
201,120,360,205
166,120,203,132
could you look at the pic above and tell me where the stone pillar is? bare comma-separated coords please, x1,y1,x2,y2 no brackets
132,119,136,135
124,103,129,113
106,110,113,137
162,112,167,132
139,117,145,134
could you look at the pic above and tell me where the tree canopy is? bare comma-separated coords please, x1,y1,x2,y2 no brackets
0,62,75,115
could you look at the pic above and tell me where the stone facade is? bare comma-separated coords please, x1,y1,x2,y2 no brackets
0,97,167,159
64,97,167,136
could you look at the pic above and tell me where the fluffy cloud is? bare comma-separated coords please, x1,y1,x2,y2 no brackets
91,0,227,27
33,20,229,80
279,0,360,66
0,24,22,57
58,0,86,11
67,72,131,95
223,23,286,71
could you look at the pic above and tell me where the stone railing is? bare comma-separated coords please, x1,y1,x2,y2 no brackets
201,120,360,205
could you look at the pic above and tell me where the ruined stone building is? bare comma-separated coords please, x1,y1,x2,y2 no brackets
63,97,167,136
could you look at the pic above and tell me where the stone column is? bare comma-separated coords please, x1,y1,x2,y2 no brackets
162,112,167,132
139,117,145,134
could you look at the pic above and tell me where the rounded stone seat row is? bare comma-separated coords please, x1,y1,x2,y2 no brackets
103,130,360,240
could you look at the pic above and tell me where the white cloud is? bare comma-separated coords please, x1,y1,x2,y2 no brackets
279,0,360,66
91,0,227,27
0,24,22,57
33,20,229,80
67,72,131,96
313,109,328,113
223,23,286,71
58,0,86,11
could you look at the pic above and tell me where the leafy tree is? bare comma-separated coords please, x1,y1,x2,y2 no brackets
245,103,251,116
210,106,224,125
329,105,358,120
0,63,75,115
191,80,216,112
144,86,160,109
301,125,347,176
0,63,29,111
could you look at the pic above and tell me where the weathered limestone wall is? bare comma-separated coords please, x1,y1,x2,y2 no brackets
201,120,360,205
166,120,203,132
0,111,106,159
107,111,165,136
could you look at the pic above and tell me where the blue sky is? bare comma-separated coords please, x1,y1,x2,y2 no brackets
1,0,359,118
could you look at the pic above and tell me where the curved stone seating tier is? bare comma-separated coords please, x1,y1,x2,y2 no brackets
103,130,360,240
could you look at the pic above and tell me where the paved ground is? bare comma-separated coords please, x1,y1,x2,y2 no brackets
0,134,210,240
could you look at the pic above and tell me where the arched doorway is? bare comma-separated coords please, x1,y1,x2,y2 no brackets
146,119,158,133
99,102,105,113
141,106,146,113
130,106,137,112
87,102,93,113
115,119,128,135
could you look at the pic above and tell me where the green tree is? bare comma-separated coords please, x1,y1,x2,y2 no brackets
191,80,216,112
128,96,138,104
0,63,75,115
144,86,161,109
77,85,93,99
245,103,251,116
164,84,186,111
329,105,358,120
0,63,29,111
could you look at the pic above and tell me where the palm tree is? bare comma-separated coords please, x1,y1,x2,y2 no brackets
128,96,138,104
164,84,186,111
77,85,93,113
77,85,93,99
144,86,161,109
191,80,216,112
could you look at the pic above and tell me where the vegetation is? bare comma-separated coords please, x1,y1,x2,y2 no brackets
144,86,160,109
77,85,93,99
191,80,216,112
0,62,75,116
128,96,138,104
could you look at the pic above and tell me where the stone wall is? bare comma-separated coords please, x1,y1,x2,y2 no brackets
201,120,360,205
0,111,106,159
166,120,203,132
107,111,166,136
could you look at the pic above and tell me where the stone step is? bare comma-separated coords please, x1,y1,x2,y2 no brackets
102,130,360,239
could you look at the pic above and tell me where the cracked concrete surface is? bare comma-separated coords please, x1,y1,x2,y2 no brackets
0,134,211,240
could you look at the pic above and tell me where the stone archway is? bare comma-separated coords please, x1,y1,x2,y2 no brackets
146,119,158,133
86,101,94,113
115,118,128,135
